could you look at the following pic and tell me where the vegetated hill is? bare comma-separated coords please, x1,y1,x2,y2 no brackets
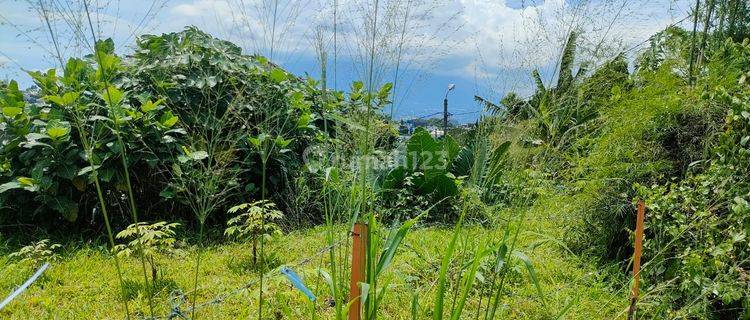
477,23,750,318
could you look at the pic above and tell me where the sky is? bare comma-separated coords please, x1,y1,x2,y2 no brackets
1,0,693,123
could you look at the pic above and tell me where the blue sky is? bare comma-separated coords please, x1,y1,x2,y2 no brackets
1,0,692,123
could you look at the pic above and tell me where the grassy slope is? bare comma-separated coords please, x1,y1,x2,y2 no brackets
0,197,628,319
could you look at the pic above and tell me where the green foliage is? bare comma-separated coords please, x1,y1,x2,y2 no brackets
469,20,750,318
112,221,179,304
114,221,181,260
0,52,180,225
127,27,341,225
379,127,460,221
0,28,357,228
225,200,284,264
8,239,62,268
114,221,181,285
634,77,750,318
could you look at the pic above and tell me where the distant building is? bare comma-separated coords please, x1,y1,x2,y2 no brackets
399,117,455,137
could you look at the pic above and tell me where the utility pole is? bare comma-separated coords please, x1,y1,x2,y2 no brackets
443,98,448,138
443,84,455,138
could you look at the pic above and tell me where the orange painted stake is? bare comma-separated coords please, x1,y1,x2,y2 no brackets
349,223,367,320
627,200,646,320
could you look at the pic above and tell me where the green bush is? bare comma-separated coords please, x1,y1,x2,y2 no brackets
476,25,750,318
636,75,750,318
0,27,407,231
379,127,461,221
0,46,181,226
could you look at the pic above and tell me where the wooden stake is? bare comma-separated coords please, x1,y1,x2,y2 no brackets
349,223,367,320
627,200,646,320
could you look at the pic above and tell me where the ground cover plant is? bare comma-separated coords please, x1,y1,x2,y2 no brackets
0,0,749,319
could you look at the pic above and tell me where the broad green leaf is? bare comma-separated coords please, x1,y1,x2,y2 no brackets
46,119,71,139
2,177,39,192
160,111,179,128
270,68,286,83
45,91,80,106
297,112,311,128
140,99,163,112
47,127,70,139
248,133,269,148
3,80,25,106
378,83,394,99
406,127,441,172
421,174,458,198
275,136,293,148
442,135,461,162
352,81,364,92
100,86,124,106
95,38,115,54
160,186,176,199
248,136,260,148
17,177,36,187
62,58,87,86
2,107,22,118
382,167,406,190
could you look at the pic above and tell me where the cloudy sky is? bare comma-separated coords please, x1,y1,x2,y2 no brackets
1,0,692,122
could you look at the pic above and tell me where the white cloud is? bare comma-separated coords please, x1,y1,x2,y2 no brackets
0,0,694,90
432,0,691,85
171,0,233,19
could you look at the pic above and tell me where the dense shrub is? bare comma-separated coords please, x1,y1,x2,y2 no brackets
0,46,181,226
0,27,404,230
478,24,750,317
635,73,750,318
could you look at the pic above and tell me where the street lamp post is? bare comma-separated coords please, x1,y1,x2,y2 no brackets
443,84,455,138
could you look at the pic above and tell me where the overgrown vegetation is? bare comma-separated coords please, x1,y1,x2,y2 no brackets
1,0,749,319
477,3,750,317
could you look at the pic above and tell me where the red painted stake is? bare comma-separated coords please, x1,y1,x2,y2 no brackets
628,200,646,320
349,223,367,320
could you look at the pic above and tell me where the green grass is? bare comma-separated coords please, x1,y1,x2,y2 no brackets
0,203,627,319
